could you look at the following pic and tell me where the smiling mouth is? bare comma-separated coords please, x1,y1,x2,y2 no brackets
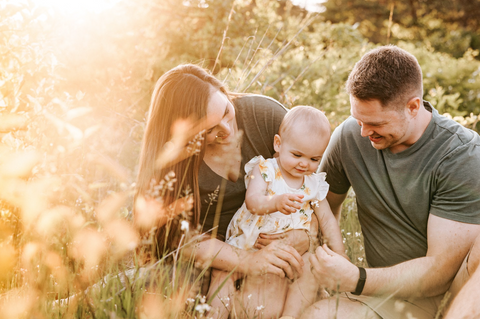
369,136,383,143
215,134,230,142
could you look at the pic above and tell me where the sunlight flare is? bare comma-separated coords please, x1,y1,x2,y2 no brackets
31,0,122,14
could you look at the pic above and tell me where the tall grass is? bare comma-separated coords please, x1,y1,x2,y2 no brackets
0,8,366,318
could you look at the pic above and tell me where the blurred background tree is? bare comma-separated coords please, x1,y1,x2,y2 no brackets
322,0,480,58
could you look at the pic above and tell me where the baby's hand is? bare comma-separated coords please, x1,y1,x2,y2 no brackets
274,194,304,215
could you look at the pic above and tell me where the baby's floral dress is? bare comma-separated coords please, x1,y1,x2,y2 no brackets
225,155,329,250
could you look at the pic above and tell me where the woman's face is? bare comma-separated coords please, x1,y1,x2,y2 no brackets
205,87,236,146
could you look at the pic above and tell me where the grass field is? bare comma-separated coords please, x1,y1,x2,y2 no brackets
0,169,365,318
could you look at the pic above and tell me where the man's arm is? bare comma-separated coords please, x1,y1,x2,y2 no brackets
444,235,480,319
314,199,348,259
326,191,348,222
364,215,480,297
445,265,480,319
311,215,480,298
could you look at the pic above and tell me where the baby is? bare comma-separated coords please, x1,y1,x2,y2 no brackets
209,106,347,319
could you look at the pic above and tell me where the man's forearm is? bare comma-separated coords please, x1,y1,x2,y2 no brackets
444,264,480,319
325,191,347,222
362,256,453,298
354,214,479,299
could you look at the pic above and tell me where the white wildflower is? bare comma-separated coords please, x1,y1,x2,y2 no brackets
186,130,205,155
195,303,211,314
394,300,406,313
181,220,189,232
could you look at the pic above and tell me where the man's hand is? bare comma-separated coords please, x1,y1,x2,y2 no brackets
274,193,304,215
309,244,358,292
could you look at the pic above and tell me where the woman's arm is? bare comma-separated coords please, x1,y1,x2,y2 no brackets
314,199,348,259
245,166,303,215
183,237,304,279
255,214,318,255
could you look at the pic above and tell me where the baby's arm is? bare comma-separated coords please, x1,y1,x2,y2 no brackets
245,165,304,215
313,199,348,259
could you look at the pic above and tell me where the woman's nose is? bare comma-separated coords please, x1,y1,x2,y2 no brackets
218,120,231,135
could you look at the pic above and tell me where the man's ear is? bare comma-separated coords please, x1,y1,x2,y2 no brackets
406,97,422,117
274,134,281,152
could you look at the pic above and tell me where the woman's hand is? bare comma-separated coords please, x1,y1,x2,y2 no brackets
241,240,304,280
255,230,310,254
254,215,318,254
274,194,304,215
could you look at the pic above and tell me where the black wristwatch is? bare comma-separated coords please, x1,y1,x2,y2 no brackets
352,267,367,295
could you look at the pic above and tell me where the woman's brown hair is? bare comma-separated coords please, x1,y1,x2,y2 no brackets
136,64,229,256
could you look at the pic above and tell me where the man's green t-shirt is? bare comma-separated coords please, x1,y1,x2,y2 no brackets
320,102,480,268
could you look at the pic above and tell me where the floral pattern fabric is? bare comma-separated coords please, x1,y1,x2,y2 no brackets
225,156,329,250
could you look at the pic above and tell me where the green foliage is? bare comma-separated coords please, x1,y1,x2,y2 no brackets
409,43,480,116
321,0,480,58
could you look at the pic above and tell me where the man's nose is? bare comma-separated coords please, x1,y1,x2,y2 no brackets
359,123,373,137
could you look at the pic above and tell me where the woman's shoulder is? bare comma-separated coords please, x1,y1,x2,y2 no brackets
233,94,288,115
234,95,286,159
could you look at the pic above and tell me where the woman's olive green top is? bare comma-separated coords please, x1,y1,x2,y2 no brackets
199,95,287,240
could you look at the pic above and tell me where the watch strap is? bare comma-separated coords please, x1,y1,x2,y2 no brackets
351,266,366,295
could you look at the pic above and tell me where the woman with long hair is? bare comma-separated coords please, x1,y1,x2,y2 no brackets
135,64,315,317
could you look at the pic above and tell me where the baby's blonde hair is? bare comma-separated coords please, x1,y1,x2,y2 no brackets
278,105,330,140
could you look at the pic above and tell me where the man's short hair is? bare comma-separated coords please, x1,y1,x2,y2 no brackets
346,45,423,109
